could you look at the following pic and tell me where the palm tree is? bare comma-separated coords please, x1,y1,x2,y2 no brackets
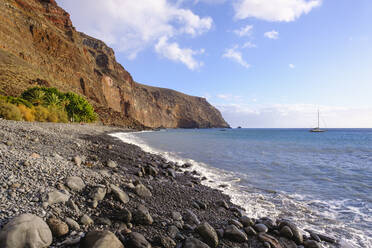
45,93,61,107
29,90,45,106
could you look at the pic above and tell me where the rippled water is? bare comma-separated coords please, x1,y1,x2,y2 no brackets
112,128,372,247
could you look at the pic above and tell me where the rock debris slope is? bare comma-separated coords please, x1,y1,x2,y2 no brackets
0,0,229,128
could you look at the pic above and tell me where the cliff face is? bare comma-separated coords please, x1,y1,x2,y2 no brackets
0,0,229,128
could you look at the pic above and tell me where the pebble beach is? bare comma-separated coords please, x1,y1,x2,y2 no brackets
0,119,339,248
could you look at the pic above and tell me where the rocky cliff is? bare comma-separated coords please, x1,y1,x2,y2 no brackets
0,0,229,128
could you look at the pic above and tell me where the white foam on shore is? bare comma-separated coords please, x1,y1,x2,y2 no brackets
111,131,371,248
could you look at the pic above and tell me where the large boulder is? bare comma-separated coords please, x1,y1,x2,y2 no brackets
135,184,152,198
0,214,52,248
134,205,153,225
81,230,123,248
47,190,70,205
65,176,85,192
224,225,248,242
128,232,151,248
46,217,69,237
183,238,210,248
110,184,130,204
196,222,219,248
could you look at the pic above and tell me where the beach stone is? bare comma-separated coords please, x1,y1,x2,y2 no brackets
47,190,70,205
167,168,176,178
229,219,244,228
184,209,200,225
73,156,82,166
254,223,268,233
279,237,297,248
120,208,132,223
107,160,118,168
156,236,176,248
47,217,69,237
216,229,224,238
66,176,85,191
80,214,94,226
168,226,179,239
146,165,159,176
224,225,248,242
196,222,219,248
258,233,282,248
0,214,52,248
81,230,123,248
172,211,183,221
244,226,257,236
65,217,80,230
110,184,130,204
135,184,152,198
91,186,106,201
134,205,153,225
128,232,151,248
217,200,229,209
280,226,293,239
278,220,303,244
183,238,210,248
304,240,321,248
67,199,80,214
240,216,254,227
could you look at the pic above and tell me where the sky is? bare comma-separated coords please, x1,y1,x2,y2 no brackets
57,0,372,128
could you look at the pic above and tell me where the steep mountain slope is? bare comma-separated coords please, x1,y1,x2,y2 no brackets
0,0,229,128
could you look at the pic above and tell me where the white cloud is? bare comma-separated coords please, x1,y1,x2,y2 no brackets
217,104,372,128
222,46,250,68
234,25,253,37
242,41,257,49
264,30,279,39
289,64,295,69
216,94,242,100
192,0,226,4
234,0,322,22
155,36,204,70
57,0,212,65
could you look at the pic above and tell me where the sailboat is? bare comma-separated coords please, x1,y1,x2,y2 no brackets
310,109,326,132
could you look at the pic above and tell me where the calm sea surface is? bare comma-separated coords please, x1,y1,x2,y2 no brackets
112,128,372,247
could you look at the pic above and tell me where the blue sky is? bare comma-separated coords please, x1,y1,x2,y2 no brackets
58,0,372,128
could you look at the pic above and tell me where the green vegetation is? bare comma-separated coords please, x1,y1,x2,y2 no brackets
0,87,96,123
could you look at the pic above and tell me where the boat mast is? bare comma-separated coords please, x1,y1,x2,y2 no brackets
317,109,320,129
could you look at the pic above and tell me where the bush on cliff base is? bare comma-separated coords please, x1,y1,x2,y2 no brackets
0,101,22,121
21,87,96,122
0,87,96,123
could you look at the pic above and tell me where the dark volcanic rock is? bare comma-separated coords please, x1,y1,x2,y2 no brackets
224,225,248,243
183,238,210,248
278,220,303,244
81,230,123,248
196,222,219,248
128,232,151,248
134,205,153,225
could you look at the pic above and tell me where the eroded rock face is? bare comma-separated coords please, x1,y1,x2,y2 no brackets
0,214,52,248
0,0,229,129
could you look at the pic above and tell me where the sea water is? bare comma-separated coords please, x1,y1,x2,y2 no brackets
112,128,372,247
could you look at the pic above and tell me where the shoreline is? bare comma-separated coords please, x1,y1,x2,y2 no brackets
0,119,338,248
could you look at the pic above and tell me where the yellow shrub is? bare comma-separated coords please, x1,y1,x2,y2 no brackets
34,106,49,122
0,101,22,121
18,105,35,122
47,106,68,123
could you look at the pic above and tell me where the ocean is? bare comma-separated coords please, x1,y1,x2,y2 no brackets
112,128,372,247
